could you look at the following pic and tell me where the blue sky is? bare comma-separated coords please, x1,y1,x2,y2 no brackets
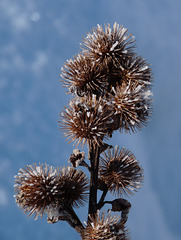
0,0,181,239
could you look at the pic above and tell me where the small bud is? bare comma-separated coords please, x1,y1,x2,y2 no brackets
110,198,131,212
68,149,86,167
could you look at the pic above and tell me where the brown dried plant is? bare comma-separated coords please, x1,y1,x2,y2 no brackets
99,146,144,196
14,22,153,239
83,211,129,240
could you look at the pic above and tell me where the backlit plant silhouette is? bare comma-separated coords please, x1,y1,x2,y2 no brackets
14,23,152,239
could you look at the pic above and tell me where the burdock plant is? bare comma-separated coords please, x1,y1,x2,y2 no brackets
14,23,152,239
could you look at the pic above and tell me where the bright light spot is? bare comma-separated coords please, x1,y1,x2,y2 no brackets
30,12,40,22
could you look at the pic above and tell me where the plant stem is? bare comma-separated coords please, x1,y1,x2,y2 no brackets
97,188,108,210
63,204,85,238
88,141,101,219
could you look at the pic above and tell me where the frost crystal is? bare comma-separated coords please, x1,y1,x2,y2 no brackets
110,41,119,51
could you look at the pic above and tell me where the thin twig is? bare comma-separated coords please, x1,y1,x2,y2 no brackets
97,188,108,210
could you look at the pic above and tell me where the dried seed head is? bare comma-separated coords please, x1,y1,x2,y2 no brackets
110,83,152,133
81,22,135,66
60,22,153,139
60,166,89,208
14,164,88,219
59,95,113,146
14,164,63,219
100,146,144,196
108,55,152,89
83,211,129,240
61,54,108,96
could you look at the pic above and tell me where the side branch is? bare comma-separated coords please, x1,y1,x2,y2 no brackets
97,188,108,210
104,198,131,224
61,204,85,238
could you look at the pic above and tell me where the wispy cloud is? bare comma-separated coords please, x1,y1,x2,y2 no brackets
31,51,48,74
0,44,26,71
0,0,30,31
0,0,40,32
0,188,8,206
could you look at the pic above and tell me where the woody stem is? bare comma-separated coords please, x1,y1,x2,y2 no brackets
88,141,101,220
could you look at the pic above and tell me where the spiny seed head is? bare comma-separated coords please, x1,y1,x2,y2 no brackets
81,22,135,66
60,22,153,112
14,164,89,219
109,82,152,133
59,95,113,146
83,211,130,240
60,166,89,208
108,55,152,90
14,164,62,219
61,54,108,96
99,146,144,196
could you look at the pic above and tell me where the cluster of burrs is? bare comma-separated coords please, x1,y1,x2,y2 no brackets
14,23,152,240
